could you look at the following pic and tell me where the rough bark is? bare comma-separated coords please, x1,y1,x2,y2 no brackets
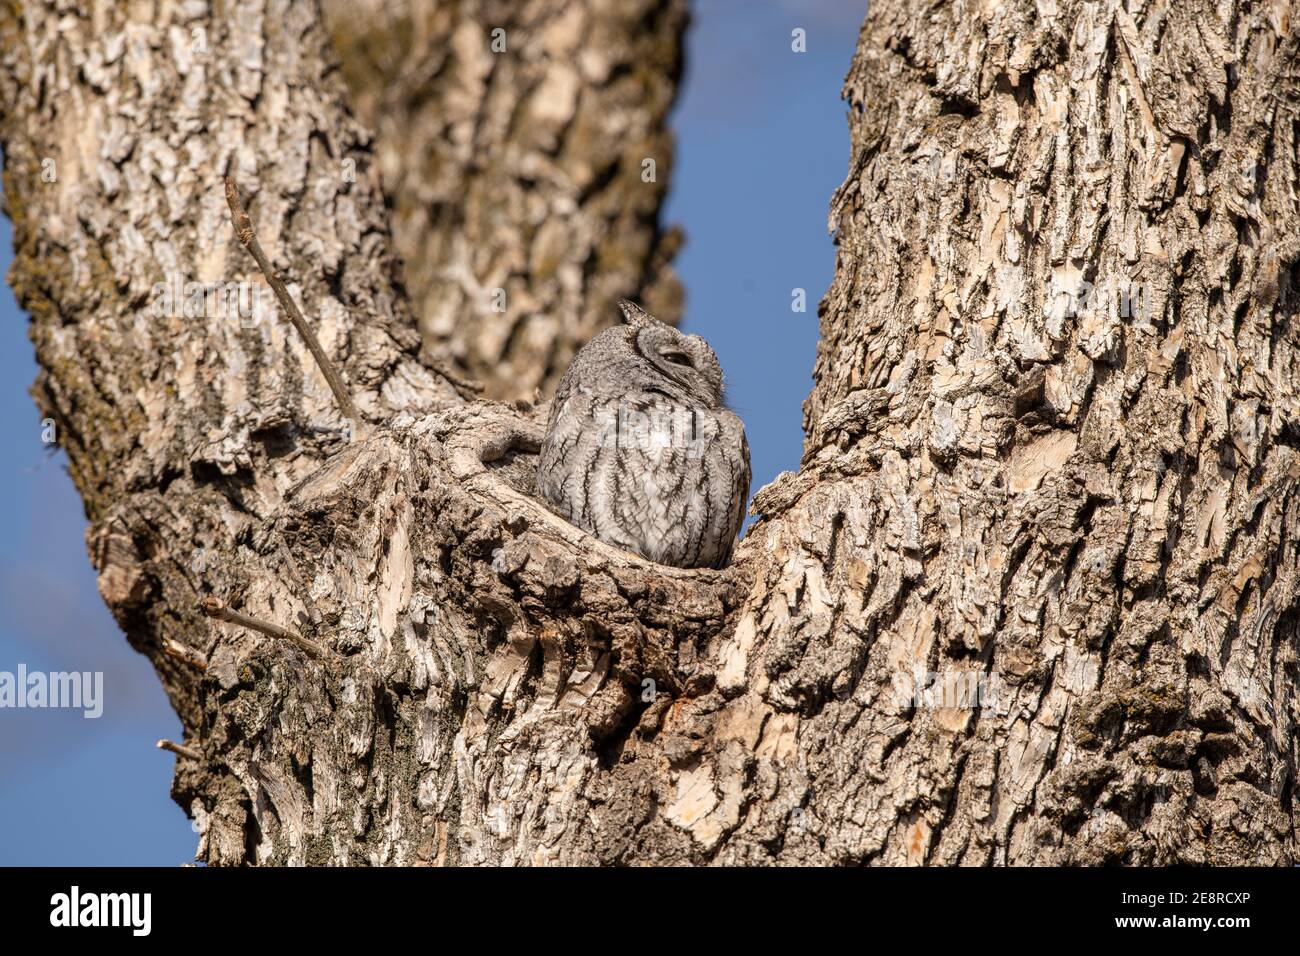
787,0,1300,864
319,0,686,402
2,0,1297,866
0,0,461,861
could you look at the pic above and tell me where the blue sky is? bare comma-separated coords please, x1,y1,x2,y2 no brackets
0,0,863,864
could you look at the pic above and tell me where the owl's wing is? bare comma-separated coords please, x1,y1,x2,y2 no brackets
735,425,752,526
714,408,751,568
536,382,597,514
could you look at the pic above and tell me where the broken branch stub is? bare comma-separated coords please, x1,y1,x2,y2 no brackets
186,401,751,864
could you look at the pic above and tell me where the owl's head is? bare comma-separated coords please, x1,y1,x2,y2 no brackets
618,300,725,409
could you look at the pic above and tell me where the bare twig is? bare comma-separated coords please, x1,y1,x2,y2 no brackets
157,739,201,761
223,177,362,426
200,595,330,661
161,638,208,670
430,359,485,397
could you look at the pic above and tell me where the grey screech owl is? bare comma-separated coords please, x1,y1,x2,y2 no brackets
537,300,751,569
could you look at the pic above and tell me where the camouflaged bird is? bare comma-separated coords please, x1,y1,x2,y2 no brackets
537,300,750,569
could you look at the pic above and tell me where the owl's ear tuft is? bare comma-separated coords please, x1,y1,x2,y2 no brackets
618,299,659,328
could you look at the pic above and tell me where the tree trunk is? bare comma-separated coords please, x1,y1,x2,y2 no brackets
2,0,1296,865
319,0,686,402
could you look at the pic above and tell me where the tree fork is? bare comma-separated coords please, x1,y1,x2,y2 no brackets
0,0,1295,866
